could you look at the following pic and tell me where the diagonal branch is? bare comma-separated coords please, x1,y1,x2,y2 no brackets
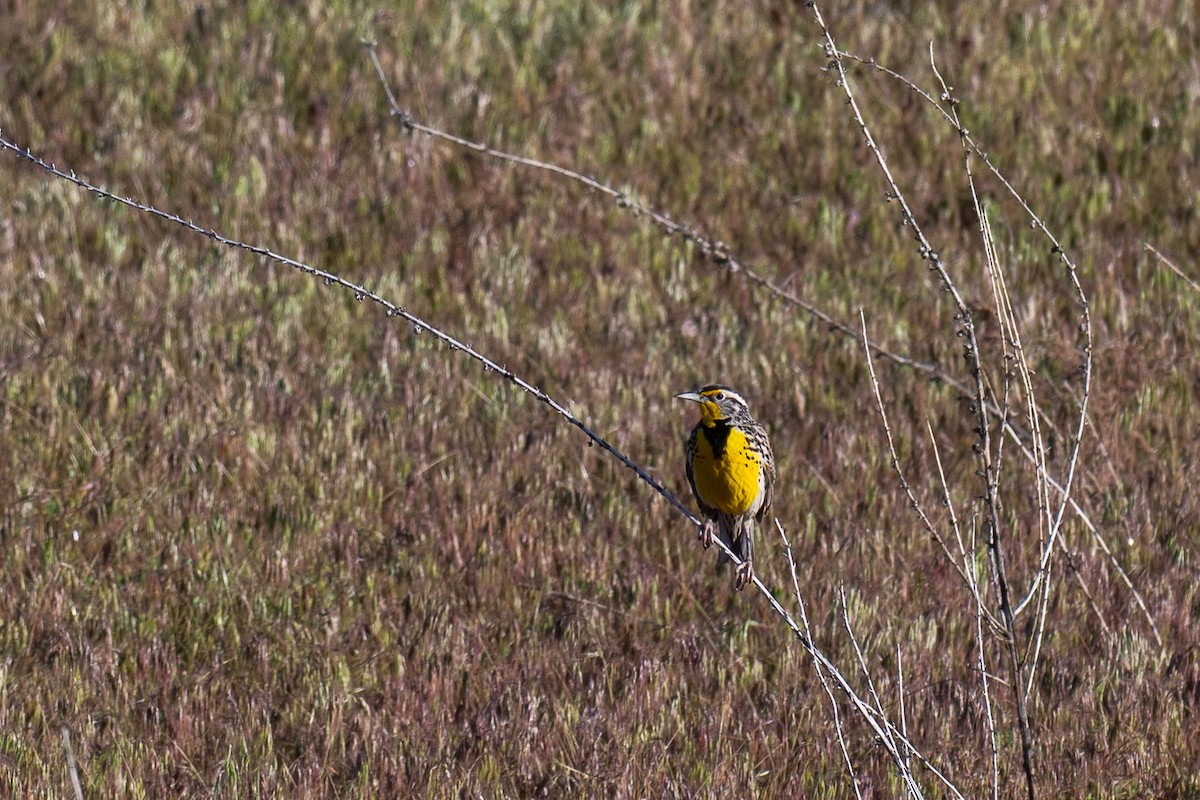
1,130,963,795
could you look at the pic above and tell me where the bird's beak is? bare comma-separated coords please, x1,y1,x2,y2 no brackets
674,391,702,403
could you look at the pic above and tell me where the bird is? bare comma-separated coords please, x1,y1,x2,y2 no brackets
675,384,775,590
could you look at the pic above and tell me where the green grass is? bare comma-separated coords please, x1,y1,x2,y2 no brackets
3,0,1199,796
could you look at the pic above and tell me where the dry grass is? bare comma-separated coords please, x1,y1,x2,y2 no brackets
2,0,1199,796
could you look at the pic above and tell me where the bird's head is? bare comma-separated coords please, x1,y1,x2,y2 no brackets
674,384,750,426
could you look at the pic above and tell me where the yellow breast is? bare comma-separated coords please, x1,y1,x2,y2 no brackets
692,425,764,516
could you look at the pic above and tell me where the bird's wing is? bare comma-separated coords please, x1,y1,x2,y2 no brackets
755,422,775,522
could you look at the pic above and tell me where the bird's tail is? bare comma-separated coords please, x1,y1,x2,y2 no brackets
715,515,753,567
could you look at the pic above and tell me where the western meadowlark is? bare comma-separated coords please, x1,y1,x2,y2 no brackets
675,384,775,590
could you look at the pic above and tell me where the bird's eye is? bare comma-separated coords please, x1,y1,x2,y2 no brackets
713,392,724,400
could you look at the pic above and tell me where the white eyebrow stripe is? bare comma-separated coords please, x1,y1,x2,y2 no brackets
702,388,749,408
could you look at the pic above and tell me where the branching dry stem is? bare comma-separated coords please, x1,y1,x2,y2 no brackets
1,129,964,798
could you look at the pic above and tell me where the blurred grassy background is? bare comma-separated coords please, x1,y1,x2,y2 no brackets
2,0,1199,796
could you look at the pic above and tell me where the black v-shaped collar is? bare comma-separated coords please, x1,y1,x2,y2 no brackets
700,419,732,459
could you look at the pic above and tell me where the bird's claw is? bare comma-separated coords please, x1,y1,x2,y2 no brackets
698,519,718,550
734,561,754,591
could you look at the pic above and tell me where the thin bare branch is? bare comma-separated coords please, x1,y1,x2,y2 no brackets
842,48,1106,639
2,129,964,797
61,725,84,800
363,45,1161,657
363,41,972,400
859,310,999,628
927,40,1040,800
897,644,913,790
1145,242,1200,294
971,537,1001,800
780,521,864,800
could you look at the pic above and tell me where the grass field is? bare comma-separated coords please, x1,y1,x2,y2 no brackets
3,1,1199,796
